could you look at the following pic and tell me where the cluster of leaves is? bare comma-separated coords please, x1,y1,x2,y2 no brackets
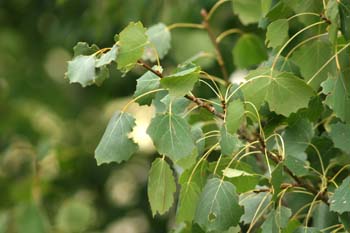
66,0,350,232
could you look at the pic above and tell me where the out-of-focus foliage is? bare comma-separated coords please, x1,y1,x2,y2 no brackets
0,0,233,232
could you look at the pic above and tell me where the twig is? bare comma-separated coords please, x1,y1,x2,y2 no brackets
201,9,229,84
137,60,225,119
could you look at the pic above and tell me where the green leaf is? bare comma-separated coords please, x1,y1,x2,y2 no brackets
147,113,196,161
220,126,242,156
226,99,245,134
284,117,314,157
242,69,314,116
194,178,243,232
143,23,171,62
329,122,350,154
117,21,148,73
232,0,266,25
95,65,109,86
321,73,350,123
56,199,94,233
329,176,350,214
66,55,96,87
133,66,161,106
160,65,200,97
326,0,339,43
233,34,268,68
339,0,350,41
148,158,176,216
291,40,335,90
96,45,118,67
73,42,99,56
176,182,201,223
266,19,289,49
239,192,271,224
261,206,292,232
271,163,284,200
95,111,138,165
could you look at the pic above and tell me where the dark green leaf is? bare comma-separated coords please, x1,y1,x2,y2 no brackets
271,163,284,200
329,122,350,154
95,111,138,165
326,0,339,43
194,178,243,232
329,176,350,214
147,113,196,161
233,34,268,68
220,126,242,156
148,158,176,216
239,192,271,224
322,73,350,123
73,42,99,56
226,99,245,134
266,19,289,48
133,66,161,106
117,21,148,73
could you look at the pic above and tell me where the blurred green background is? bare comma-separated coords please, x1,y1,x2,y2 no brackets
0,0,241,232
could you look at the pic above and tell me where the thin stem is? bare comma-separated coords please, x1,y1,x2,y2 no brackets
308,42,350,85
207,0,231,20
137,60,225,119
271,21,325,73
201,9,229,83
167,23,204,31
287,12,321,21
216,28,243,43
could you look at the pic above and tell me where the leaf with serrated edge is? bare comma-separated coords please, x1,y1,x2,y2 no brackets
148,158,176,216
66,55,96,87
147,113,195,161
161,65,200,97
95,111,138,165
117,21,148,73
194,178,243,232
329,176,350,214
242,68,314,116
329,122,350,154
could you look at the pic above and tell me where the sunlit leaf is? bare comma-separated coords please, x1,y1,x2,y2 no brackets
95,111,138,165
117,21,148,73
148,158,176,216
